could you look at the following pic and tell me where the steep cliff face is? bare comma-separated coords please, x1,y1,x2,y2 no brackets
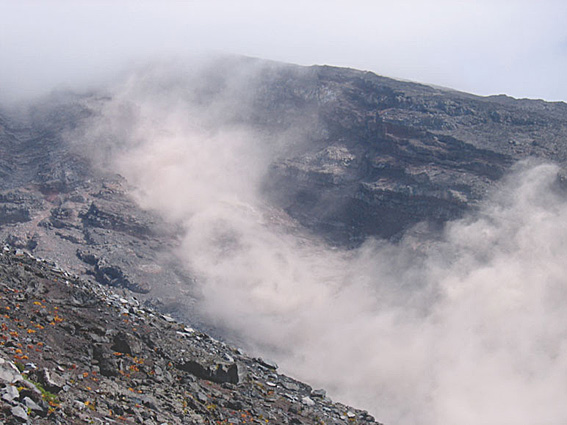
251,64,567,244
2,57,567,286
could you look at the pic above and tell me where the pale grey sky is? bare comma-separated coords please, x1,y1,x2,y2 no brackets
1,0,567,102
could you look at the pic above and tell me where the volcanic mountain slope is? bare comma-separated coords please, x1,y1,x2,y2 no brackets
0,247,378,424
3,58,567,255
0,56,566,312
1,57,567,424
0,57,566,305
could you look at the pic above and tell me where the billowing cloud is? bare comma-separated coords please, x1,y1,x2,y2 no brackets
71,63,567,424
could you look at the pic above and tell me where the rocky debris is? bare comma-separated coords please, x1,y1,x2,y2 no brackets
0,247,381,424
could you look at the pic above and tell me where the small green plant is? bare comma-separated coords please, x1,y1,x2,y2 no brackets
14,361,25,372
22,376,60,406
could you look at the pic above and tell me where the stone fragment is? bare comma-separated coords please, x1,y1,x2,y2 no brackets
23,396,44,412
0,358,23,384
39,368,65,393
302,396,315,406
112,331,142,355
163,315,176,323
225,399,243,410
93,345,119,377
282,381,300,391
196,392,208,404
2,384,19,403
311,389,326,398
256,358,278,370
18,378,43,401
11,405,28,422
185,414,205,424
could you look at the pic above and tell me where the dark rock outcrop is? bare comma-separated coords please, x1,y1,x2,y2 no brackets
250,62,567,244
176,357,239,385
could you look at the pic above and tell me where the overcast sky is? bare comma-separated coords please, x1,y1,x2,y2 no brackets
1,0,567,103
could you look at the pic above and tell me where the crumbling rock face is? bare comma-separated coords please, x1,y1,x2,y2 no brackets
0,190,43,226
80,201,155,239
0,110,186,298
250,63,566,244
2,59,567,281
0,103,188,302
1,58,567,424
265,131,510,242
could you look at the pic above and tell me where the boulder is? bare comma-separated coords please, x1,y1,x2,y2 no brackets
38,368,65,393
0,358,23,384
176,358,239,385
112,331,143,356
11,405,28,422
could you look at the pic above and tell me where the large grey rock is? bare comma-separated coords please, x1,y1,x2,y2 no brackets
23,396,44,412
38,368,65,393
10,405,28,422
93,345,119,377
0,358,23,384
256,358,278,370
302,396,315,406
1,384,19,403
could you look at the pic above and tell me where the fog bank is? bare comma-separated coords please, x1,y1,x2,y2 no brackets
2,1,567,102
72,63,567,425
